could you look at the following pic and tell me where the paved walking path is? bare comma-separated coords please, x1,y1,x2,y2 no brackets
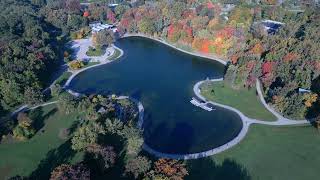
11,41,124,117
8,35,312,160
64,44,123,88
142,78,310,160
10,101,59,117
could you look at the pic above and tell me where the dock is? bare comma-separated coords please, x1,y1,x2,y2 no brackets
190,98,214,111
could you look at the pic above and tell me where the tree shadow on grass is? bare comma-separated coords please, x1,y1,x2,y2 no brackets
186,158,251,180
28,139,76,179
29,107,58,133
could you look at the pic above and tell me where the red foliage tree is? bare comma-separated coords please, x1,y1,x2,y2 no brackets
200,39,211,53
262,61,274,75
83,11,89,17
107,10,116,23
231,55,239,64
282,53,298,62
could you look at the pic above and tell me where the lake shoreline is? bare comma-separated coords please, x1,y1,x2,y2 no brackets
122,33,228,66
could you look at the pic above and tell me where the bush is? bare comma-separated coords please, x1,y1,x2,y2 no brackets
68,60,84,70
13,112,36,140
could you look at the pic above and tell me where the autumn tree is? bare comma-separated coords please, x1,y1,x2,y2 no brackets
94,30,114,48
86,144,117,169
138,18,156,35
125,156,151,179
153,158,188,180
13,112,36,140
66,0,80,13
50,163,90,180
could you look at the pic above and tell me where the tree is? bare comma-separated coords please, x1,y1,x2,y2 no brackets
24,87,43,105
46,0,65,9
94,30,114,47
138,18,156,35
121,126,144,157
107,10,116,23
68,60,84,70
86,144,117,169
71,122,104,151
125,156,151,179
105,118,124,135
31,0,46,6
115,4,130,19
0,79,23,109
51,84,62,97
50,163,90,180
58,92,77,114
153,159,188,180
13,112,36,140
66,0,80,13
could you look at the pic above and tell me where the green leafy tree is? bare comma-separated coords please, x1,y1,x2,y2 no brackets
58,92,77,114
50,84,62,97
138,18,156,35
71,122,105,151
94,30,115,47
24,87,43,105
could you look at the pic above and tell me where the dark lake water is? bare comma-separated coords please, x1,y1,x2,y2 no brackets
69,37,242,154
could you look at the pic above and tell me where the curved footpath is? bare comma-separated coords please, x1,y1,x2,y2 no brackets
11,43,124,116
143,78,310,160
64,44,124,89
10,36,312,160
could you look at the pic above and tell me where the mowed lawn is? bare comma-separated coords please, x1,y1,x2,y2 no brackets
200,81,277,121
187,125,320,180
0,104,83,179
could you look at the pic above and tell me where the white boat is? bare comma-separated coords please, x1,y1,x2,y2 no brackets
190,98,213,111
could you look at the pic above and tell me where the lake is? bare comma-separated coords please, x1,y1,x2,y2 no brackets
69,37,242,154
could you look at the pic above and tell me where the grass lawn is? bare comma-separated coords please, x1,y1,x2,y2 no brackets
200,81,277,121
186,124,320,180
0,104,83,179
54,71,72,86
108,48,121,61
83,61,100,68
86,46,105,57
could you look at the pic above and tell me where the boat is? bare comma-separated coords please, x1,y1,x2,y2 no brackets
190,98,213,111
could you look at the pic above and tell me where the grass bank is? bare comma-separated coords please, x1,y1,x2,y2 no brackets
200,81,277,121
55,72,72,86
0,104,83,179
108,47,121,61
209,125,319,180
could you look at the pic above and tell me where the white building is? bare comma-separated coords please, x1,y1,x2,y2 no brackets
90,23,118,33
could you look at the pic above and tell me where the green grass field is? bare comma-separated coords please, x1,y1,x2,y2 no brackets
108,48,121,61
86,46,106,57
188,124,320,180
0,105,83,179
200,81,277,121
54,71,72,86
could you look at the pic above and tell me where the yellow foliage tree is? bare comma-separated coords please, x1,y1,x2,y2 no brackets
69,60,84,70
303,93,318,107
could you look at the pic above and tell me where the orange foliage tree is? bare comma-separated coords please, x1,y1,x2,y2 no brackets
154,159,188,180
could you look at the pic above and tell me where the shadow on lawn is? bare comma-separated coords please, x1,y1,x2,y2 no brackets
186,158,251,180
29,107,58,133
28,140,76,179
